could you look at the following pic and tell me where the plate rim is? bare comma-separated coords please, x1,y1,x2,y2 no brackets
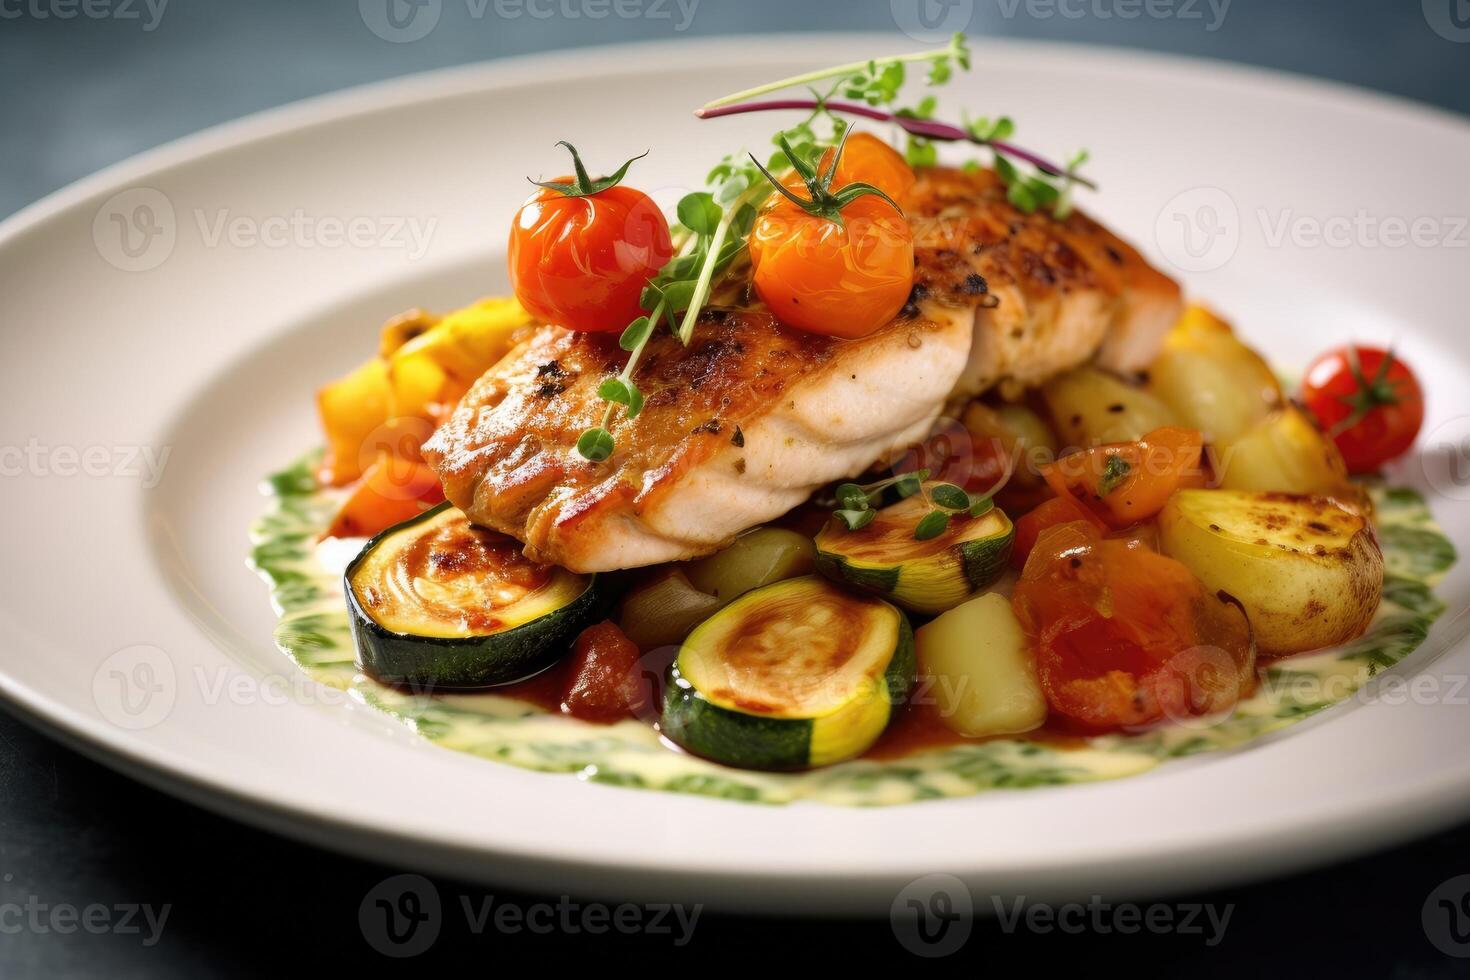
3,32,1469,911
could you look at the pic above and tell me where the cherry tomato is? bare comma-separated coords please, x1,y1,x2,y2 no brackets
508,144,673,334
749,190,913,339
816,132,916,204
1301,346,1424,474
1041,426,1207,530
1011,521,1255,732
1010,494,1105,569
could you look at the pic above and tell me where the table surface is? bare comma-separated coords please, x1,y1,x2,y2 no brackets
4,0,1469,973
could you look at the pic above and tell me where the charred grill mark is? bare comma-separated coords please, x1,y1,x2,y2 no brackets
535,359,571,397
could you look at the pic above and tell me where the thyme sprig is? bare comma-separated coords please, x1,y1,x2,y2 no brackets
833,470,993,539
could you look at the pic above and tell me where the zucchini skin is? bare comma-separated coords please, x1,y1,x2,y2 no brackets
661,614,915,772
344,504,601,689
814,518,1014,615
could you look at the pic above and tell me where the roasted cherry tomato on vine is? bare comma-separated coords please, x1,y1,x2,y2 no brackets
1301,346,1424,474
748,134,915,340
815,131,917,204
508,142,673,334
1011,521,1255,732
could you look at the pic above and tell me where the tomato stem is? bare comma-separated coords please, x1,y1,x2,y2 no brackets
1330,347,1406,437
530,141,651,198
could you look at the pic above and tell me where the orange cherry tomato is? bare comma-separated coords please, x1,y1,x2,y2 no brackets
1041,426,1206,530
1010,494,1106,569
749,190,914,339
1011,521,1255,732
508,145,673,334
816,132,916,204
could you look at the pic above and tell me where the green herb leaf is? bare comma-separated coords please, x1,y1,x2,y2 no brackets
914,510,951,540
677,192,722,236
930,483,971,511
894,472,926,499
619,316,653,352
836,483,871,511
968,495,995,518
1098,454,1132,496
835,508,876,531
576,427,615,462
597,377,644,418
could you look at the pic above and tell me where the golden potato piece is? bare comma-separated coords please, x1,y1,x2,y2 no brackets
1159,489,1382,656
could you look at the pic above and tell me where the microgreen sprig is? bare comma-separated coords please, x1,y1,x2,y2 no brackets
695,33,1095,216
701,33,970,111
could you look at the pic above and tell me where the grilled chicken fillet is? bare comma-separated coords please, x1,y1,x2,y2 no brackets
424,166,1180,571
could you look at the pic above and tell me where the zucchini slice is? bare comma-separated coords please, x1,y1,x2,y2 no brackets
346,502,599,688
660,576,914,771
813,492,1014,614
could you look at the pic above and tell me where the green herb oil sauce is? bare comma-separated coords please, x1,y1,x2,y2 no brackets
252,455,1454,806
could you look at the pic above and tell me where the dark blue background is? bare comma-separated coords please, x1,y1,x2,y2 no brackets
2,1,1469,975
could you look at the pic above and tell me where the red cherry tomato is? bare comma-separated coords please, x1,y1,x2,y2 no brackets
1011,521,1255,732
1301,346,1424,474
508,144,673,334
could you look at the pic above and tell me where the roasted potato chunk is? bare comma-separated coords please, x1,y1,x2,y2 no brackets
1159,489,1383,656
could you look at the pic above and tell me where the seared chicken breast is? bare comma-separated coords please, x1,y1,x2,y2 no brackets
425,166,1180,571
906,166,1181,398
424,308,973,572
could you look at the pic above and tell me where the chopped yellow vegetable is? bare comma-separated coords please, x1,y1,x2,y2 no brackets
316,358,391,486
916,592,1047,737
386,297,535,420
1147,305,1282,443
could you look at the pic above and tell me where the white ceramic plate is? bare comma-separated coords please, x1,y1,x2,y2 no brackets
3,35,1469,914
